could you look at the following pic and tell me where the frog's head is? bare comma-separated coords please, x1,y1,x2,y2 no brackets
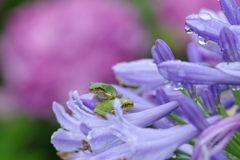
89,82,105,93
120,97,134,110
89,82,117,94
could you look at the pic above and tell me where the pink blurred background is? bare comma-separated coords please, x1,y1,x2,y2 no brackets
0,0,149,118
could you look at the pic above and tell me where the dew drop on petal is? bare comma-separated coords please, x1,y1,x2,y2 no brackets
185,25,193,34
198,36,209,45
199,12,212,21
171,154,176,158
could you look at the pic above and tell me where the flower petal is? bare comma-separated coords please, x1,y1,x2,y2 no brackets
53,102,81,132
51,128,86,152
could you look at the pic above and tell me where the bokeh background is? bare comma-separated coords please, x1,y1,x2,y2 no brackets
0,0,233,159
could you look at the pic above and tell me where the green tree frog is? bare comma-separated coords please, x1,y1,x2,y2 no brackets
93,97,133,119
89,82,122,101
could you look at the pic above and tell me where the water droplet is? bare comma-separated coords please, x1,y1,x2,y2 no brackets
171,154,176,158
178,69,186,77
230,85,240,91
198,36,209,45
171,81,183,90
185,25,193,34
199,12,212,21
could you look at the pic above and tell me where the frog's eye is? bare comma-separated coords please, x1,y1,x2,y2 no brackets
96,87,100,90
123,104,128,108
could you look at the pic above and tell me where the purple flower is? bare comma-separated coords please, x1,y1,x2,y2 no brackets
151,39,175,65
108,99,219,160
0,0,149,117
192,113,240,160
51,90,179,157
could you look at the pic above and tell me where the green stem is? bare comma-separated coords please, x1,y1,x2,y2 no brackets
168,114,187,125
196,95,208,113
188,139,196,146
194,99,209,117
225,143,240,159
234,131,240,140
168,158,190,160
232,136,240,146
175,149,191,157
232,90,240,109
180,89,190,98
216,104,228,117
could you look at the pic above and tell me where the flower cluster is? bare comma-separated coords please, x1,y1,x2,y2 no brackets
51,0,240,159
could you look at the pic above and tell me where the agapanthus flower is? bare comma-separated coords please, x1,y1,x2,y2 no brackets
51,0,240,159
51,89,179,159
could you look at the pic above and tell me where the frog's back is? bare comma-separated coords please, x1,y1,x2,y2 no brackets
102,83,117,94
95,100,114,112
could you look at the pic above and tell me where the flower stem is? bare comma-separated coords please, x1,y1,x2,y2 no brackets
232,90,240,109
216,104,228,117
168,114,187,125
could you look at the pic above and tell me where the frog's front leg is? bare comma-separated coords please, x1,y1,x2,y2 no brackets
115,93,123,99
93,108,107,119
104,93,114,100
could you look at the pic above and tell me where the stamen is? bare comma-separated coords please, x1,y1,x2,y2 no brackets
77,139,93,153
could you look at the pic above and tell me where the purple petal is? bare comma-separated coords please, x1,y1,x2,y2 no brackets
219,0,239,25
124,101,179,127
216,62,240,78
218,27,240,62
112,59,166,88
153,39,175,65
51,128,86,152
187,42,222,65
185,13,229,42
187,42,203,63
155,88,170,105
67,100,110,128
191,34,223,57
79,93,98,110
71,91,94,114
52,102,81,132
152,117,174,129
201,89,218,116
158,60,240,85
112,84,155,107
177,96,210,131
87,143,131,160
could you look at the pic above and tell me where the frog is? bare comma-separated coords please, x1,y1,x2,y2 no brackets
93,97,134,119
89,82,122,101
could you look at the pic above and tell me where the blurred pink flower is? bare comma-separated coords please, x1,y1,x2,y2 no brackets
0,0,149,118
